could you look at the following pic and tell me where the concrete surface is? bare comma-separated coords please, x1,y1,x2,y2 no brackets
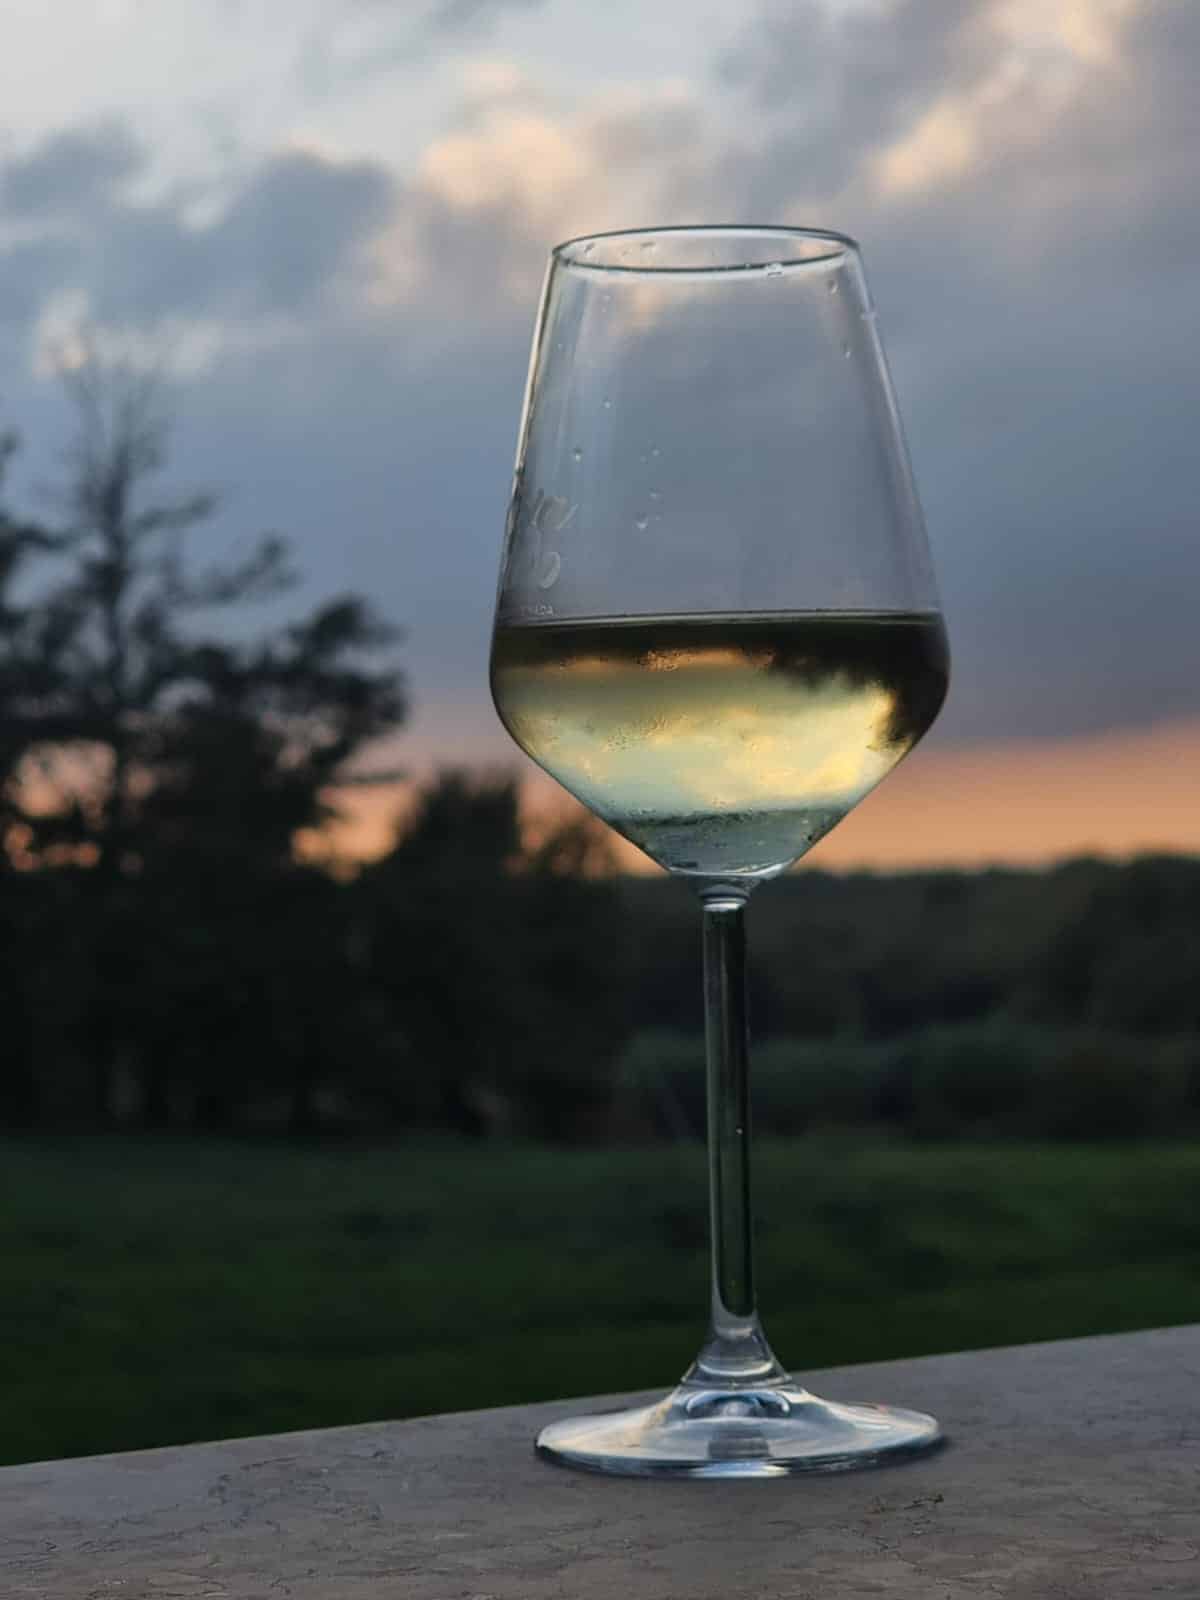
2,1324,1198,1598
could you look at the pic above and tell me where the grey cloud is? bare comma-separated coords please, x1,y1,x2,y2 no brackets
714,0,995,210
693,0,1200,745
1,120,394,330
4,0,1200,762
294,0,550,103
394,88,715,316
11,139,397,326
2,119,143,217
586,96,711,186
0,120,529,758
424,0,548,35
0,238,78,328
186,148,393,314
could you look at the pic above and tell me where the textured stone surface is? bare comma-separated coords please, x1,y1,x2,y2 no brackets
3,1325,1199,1598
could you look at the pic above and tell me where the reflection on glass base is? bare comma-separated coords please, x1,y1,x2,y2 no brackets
536,1381,943,1479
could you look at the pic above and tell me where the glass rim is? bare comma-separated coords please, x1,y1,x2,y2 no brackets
552,224,859,277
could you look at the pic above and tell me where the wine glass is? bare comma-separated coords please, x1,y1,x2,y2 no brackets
490,226,950,1476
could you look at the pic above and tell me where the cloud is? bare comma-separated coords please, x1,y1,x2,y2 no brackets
0,241,79,331
2,0,1200,773
367,70,708,311
717,0,998,203
710,0,1147,220
688,0,1200,745
417,0,1200,749
2,128,396,364
424,0,549,35
289,0,553,108
177,146,393,315
2,118,143,217
2,75,701,350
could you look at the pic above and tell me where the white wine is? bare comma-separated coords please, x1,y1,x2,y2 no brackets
490,611,949,878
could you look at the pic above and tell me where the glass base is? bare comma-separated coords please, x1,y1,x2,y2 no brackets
536,1379,943,1478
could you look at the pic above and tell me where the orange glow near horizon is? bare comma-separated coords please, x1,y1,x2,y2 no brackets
307,717,1200,875
746,717,1200,872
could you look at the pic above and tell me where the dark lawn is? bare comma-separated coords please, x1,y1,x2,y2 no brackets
2,1135,1199,1466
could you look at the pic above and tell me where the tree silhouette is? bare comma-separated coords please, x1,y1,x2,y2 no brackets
0,424,72,849
361,772,630,1138
1,358,404,1123
0,425,68,1124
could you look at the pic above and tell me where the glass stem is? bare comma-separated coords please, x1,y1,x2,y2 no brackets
684,886,787,1390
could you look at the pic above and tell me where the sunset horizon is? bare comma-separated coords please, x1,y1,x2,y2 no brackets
313,712,1200,874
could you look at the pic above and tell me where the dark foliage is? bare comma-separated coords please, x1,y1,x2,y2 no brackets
357,772,629,1138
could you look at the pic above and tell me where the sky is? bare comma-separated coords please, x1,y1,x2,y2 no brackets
1,0,1198,868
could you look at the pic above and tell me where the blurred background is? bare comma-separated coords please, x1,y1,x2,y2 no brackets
2,0,1200,1468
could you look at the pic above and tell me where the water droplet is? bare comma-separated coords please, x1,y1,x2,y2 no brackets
634,515,649,531
649,488,661,502
537,551,561,589
827,278,839,295
583,241,595,255
572,447,582,462
651,446,661,458
602,396,612,409
640,239,657,253
763,261,783,277
842,343,852,359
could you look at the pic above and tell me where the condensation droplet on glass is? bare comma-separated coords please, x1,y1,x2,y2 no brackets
572,447,582,462
537,551,561,589
583,241,595,255
651,446,661,458
634,515,649,531
649,488,661,501
827,278,839,295
842,343,852,358
602,396,612,409
763,261,783,277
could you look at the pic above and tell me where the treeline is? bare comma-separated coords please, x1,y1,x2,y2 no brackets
6,829,1200,1139
614,858,1200,1143
0,771,630,1137
3,369,1199,1142
620,857,1200,1042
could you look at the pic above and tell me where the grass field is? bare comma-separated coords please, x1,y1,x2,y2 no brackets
2,1135,1200,1468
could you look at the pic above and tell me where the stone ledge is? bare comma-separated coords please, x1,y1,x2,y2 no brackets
3,1324,1198,1597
